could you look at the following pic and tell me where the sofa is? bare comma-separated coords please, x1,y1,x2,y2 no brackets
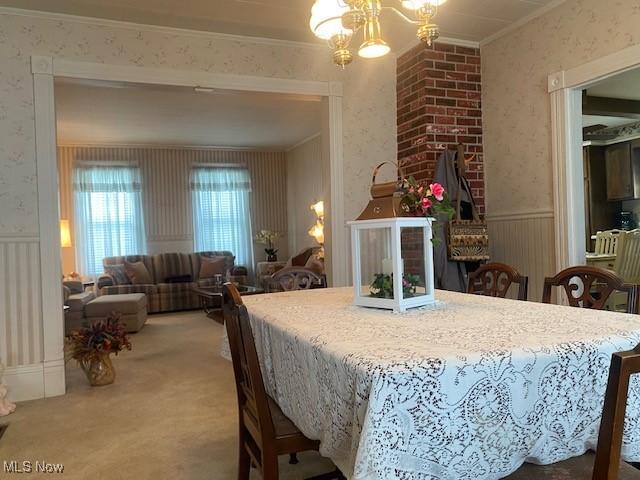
97,251,248,313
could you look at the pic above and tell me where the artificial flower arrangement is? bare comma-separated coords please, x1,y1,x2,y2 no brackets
370,272,421,299
398,177,455,221
255,229,282,261
66,314,132,386
368,176,455,298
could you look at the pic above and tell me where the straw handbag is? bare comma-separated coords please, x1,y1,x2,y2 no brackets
448,151,489,262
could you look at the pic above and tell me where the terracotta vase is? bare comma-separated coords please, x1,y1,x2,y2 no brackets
82,354,116,386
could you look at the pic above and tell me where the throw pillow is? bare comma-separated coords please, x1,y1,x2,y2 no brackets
290,248,314,267
124,261,153,285
104,264,130,285
199,256,227,280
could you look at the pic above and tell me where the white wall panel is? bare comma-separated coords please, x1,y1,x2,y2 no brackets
0,237,42,368
487,213,556,302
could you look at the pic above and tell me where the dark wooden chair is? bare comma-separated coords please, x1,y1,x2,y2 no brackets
467,262,529,300
222,283,343,480
542,266,639,314
505,343,640,479
271,268,326,292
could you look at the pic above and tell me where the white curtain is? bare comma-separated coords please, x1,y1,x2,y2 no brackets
191,167,254,270
73,165,147,275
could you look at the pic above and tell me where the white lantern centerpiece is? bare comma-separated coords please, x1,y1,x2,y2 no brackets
348,163,453,312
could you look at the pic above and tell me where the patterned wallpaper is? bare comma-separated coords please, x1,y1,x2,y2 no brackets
0,12,396,373
0,12,397,236
481,0,640,214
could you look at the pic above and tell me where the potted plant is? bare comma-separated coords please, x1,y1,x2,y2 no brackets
255,230,282,261
66,314,132,386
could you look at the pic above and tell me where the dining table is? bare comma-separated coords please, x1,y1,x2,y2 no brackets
232,287,640,480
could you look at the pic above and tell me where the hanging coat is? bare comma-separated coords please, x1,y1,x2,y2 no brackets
432,149,473,292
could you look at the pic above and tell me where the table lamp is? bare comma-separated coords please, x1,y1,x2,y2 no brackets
60,219,72,248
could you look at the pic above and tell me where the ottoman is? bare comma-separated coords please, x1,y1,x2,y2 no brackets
85,293,148,333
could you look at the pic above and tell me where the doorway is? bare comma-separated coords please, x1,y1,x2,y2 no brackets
548,43,640,275
31,56,345,398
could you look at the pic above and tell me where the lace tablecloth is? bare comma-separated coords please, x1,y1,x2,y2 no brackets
238,287,640,480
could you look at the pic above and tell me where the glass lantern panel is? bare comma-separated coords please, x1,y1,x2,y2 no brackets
400,226,428,299
359,227,394,299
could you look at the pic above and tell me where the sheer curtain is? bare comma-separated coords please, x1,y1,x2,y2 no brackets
191,166,254,270
74,165,147,275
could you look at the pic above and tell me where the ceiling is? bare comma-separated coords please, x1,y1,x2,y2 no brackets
587,68,640,101
3,0,559,45
54,79,322,149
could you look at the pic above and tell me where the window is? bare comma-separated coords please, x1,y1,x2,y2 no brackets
73,165,146,275
191,167,254,269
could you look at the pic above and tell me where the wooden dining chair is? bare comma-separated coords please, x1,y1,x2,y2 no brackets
222,283,343,480
505,343,640,479
542,266,639,314
467,262,529,300
271,268,326,292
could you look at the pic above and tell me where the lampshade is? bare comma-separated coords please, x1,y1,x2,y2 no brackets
310,200,325,218
358,17,390,59
401,0,447,10
309,0,352,40
60,219,72,248
308,221,325,245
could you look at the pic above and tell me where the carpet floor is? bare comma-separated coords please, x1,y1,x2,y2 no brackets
1,311,334,479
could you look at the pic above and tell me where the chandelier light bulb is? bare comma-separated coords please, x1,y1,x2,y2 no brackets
309,0,353,40
359,41,391,58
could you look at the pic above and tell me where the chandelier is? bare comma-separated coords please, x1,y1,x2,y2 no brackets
309,0,448,67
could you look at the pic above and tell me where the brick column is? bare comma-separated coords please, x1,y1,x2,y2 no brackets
397,42,484,212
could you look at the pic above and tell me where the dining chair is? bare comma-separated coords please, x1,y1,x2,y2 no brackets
467,262,528,300
613,230,640,284
594,229,625,255
607,231,640,312
504,343,640,479
542,266,639,314
222,283,343,480
271,268,326,292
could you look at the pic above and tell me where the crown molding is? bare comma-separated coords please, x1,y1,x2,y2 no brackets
0,6,324,51
285,132,322,152
57,142,290,152
480,0,568,47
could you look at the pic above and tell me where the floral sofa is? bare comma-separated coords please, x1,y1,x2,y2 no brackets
97,251,247,313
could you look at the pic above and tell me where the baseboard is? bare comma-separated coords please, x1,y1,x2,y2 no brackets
4,364,44,402
4,362,66,402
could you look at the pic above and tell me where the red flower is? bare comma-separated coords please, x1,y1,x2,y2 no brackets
421,197,433,210
430,183,445,201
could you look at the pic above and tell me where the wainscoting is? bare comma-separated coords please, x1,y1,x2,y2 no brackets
0,235,46,402
0,236,43,368
487,210,556,302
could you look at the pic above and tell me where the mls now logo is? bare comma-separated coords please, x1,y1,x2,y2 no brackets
4,460,64,474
